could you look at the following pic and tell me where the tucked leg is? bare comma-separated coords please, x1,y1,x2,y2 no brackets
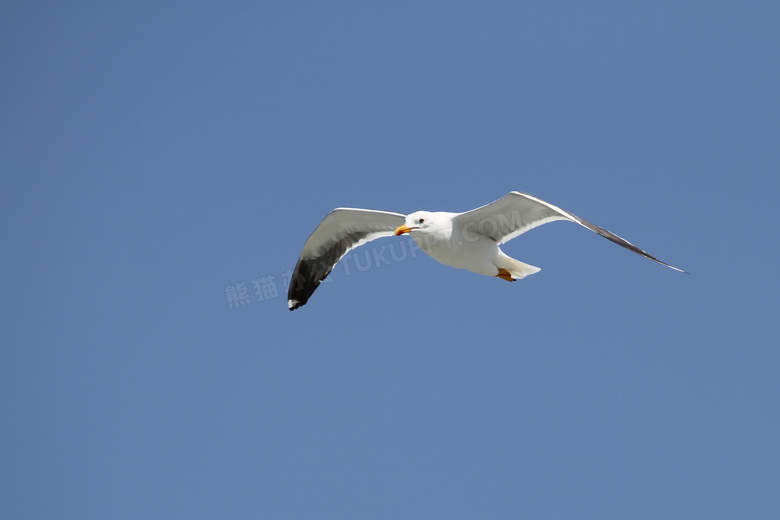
495,267,516,282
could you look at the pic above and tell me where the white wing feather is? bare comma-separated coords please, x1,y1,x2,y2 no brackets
453,191,685,272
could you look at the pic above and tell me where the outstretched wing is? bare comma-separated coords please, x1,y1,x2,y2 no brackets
453,191,686,272
288,208,406,310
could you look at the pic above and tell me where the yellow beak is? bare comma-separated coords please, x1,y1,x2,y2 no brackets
395,225,417,236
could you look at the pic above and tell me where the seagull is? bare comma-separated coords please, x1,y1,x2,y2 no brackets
287,191,685,310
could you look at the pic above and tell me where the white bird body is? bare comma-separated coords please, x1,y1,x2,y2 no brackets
405,211,540,279
287,191,685,310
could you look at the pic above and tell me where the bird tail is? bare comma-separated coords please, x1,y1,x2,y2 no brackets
498,255,541,280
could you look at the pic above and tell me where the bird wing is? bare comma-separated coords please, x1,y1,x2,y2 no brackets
452,191,686,272
288,208,406,310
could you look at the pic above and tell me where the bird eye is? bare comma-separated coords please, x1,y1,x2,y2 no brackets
418,218,425,224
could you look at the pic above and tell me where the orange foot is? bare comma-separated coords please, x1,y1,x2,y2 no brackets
495,268,516,282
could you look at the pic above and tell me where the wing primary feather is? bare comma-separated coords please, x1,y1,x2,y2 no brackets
287,209,405,310
573,217,688,273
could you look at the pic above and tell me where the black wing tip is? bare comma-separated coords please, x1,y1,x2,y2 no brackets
635,253,688,275
287,287,313,310
287,257,324,311
651,261,688,274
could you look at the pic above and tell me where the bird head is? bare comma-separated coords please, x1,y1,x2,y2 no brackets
395,211,434,236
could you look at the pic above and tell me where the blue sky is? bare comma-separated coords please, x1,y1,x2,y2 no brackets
2,2,779,519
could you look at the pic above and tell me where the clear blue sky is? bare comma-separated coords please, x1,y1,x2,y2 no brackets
2,3,779,519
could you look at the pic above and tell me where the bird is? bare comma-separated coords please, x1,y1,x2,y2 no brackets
287,191,685,310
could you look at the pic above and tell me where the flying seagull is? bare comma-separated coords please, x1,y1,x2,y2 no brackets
287,191,685,310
